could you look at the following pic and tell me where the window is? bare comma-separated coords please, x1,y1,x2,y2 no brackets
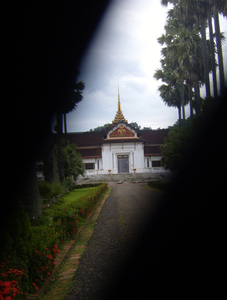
152,160,161,167
85,163,95,170
97,160,99,169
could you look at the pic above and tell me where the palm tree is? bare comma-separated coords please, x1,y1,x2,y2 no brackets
207,1,218,98
213,0,227,94
160,1,209,97
163,13,204,115
154,37,189,127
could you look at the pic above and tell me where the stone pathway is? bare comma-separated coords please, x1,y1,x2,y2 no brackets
64,183,162,300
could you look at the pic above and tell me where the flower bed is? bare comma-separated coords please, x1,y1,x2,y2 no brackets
0,183,107,299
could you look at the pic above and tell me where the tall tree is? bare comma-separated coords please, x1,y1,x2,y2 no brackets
56,112,67,191
207,2,218,98
55,77,84,191
19,162,42,219
62,79,85,147
61,141,84,182
155,13,203,118
213,0,226,94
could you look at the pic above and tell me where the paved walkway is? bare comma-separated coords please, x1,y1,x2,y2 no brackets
64,183,163,300
64,180,227,299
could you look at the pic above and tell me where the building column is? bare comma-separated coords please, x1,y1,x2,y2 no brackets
130,152,133,173
114,153,117,173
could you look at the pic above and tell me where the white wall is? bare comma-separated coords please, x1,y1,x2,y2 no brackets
102,142,145,174
81,144,168,176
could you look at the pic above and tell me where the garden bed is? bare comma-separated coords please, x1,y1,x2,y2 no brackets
0,183,108,300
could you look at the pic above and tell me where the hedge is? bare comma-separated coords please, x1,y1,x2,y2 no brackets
0,183,107,299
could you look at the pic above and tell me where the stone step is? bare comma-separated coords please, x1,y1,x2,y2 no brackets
77,172,173,184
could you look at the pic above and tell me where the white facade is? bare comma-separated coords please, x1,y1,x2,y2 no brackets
81,121,168,177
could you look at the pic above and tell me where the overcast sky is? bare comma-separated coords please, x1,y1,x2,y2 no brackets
66,0,227,132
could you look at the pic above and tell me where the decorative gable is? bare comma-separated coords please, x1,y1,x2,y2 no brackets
107,122,137,139
110,125,135,138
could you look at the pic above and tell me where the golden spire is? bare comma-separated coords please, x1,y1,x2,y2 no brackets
112,85,127,124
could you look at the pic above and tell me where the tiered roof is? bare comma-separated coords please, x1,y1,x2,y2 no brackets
63,93,169,158
112,91,127,124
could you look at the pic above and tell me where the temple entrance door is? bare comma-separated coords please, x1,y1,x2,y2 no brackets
118,155,129,173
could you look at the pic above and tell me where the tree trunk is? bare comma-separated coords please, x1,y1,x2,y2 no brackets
181,81,185,126
64,113,68,148
200,20,211,97
43,131,53,183
178,103,182,128
56,112,67,192
194,76,201,116
20,162,42,219
188,81,193,116
53,145,60,183
214,9,225,94
208,5,218,98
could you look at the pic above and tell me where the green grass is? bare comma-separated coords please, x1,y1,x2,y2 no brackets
33,187,97,227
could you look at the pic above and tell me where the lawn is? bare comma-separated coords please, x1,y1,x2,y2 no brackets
34,187,97,227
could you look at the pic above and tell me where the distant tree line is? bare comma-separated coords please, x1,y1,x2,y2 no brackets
88,122,163,132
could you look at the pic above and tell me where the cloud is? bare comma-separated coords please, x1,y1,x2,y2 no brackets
70,0,227,133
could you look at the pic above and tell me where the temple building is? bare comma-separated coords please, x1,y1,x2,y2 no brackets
66,92,170,177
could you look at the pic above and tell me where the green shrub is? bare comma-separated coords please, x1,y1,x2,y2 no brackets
0,183,108,298
73,183,104,189
28,225,60,291
0,200,32,265
66,176,74,191
49,182,64,201
38,181,52,199
0,258,30,299
0,201,33,298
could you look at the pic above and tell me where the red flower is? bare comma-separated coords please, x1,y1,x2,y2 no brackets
2,282,10,288
3,287,11,294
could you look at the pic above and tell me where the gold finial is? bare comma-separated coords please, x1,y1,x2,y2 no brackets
112,84,127,124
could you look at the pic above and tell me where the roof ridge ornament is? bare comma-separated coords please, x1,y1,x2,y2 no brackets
112,85,127,124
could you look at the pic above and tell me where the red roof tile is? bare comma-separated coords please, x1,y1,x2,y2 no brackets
144,145,161,155
66,132,104,147
61,128,169,148
76,148,101,158
140,129,169,144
